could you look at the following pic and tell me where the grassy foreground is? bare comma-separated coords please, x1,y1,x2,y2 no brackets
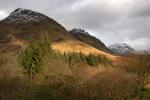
0,36,150,100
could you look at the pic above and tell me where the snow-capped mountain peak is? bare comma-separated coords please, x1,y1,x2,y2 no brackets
2,8,48,23
108,43,134,55
69,28,89,35
10,8,25,16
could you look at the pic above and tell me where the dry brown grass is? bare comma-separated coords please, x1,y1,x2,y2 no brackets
33,59,73,85
0,53,23,78
0,52,147,100
0,53,32,100
114,55,150,88
52,39,117,60
76,69,139,100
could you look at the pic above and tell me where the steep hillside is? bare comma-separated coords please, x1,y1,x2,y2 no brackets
0,8,71,41
0,8,73,53
52,39,115,60
69,29,112,54
0,8,116,59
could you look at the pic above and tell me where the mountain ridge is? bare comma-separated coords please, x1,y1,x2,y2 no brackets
69,28,113,54
0,8,116,60
0,8,72,41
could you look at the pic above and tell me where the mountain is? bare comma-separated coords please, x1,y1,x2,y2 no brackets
0,8,72,40
0,8,115,59
0,8,73,52
108,43,135,55
69,28,112,54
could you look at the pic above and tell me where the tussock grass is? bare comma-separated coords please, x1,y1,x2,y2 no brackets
81,70,139,100
0,54,8,68
1,35,150,100
0,53,146,100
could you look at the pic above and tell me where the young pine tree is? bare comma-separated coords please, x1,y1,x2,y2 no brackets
18,33,51,79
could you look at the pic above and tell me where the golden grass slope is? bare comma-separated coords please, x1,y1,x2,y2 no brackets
52,39,117,61
5,35,118,61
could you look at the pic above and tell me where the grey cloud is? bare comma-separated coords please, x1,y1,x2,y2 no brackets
123,37,150,50
128,0,150,17
0,0,150,50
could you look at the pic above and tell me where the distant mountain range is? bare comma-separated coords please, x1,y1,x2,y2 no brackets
108,43,135,55
108,43,150,55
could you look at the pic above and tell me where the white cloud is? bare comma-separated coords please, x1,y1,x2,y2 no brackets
123,37,150,50
0,10,8,20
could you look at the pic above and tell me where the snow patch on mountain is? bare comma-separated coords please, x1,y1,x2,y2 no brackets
2,8,48,23
108,43,135,55
69,28,89,35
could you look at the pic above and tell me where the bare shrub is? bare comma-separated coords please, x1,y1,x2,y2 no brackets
0,53,23,79
0,54,8,68
76,70,139,100
0,77,35,100
124,58,150,89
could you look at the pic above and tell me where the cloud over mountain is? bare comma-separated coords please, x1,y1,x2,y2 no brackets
0,0,150,50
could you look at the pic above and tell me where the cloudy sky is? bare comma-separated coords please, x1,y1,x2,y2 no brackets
0,0,150,50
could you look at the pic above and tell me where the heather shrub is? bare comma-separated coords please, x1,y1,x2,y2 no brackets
124,58,150,89
0,77,34,100
0,54,8,68
36,82,75,100
81,70,139,100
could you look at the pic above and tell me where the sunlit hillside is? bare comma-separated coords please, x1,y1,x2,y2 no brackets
0,7,150,100
52,39,117,60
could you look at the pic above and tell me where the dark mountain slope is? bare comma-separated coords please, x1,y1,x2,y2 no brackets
69,29,113,54
0,8,72,42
